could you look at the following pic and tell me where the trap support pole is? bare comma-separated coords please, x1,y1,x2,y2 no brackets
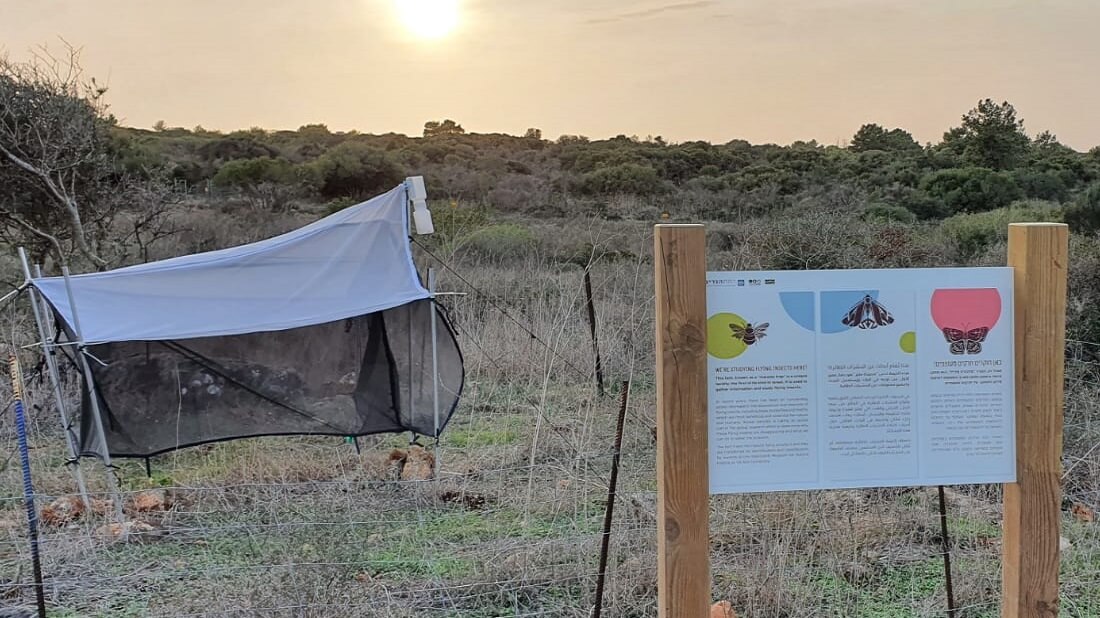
429,267,442,478
19,250,90,506
1002,223,1067,618
654,224,710,618
61,266,126,524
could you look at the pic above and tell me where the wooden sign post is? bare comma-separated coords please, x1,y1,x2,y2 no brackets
1002,223,1068,618
654,225,710,617
652,222,1068,617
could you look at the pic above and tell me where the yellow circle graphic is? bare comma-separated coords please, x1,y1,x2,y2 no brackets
707,313,749,359
899,331,916,354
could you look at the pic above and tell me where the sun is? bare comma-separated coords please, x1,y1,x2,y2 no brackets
394,0,460,40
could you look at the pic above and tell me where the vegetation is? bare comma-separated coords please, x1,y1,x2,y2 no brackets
2,50,1100,618
5,51,1098,266
104,99,1094,227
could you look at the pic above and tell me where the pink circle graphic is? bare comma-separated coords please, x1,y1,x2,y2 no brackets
930,288,1002,331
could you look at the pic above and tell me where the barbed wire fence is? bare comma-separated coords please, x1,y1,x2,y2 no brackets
0,247,1097,617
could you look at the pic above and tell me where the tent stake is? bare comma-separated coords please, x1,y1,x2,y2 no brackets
60,265,126,524
19,251,90,506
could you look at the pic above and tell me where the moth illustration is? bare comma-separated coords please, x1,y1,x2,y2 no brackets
942,326,989,355
730,322,769,345
842,295,895,329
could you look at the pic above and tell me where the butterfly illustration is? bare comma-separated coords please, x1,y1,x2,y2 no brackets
842,295,895,329
730,322,769,345
942,326,990,355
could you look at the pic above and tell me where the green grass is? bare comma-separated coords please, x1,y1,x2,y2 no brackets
815,559,973,618
1061,519,1100,616
445,416,523,448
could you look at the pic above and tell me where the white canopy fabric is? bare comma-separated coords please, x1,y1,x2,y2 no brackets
32,184,429,344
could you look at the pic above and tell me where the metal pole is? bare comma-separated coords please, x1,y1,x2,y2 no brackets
9,354,48,618
584,269,606,397
429,268,441,440
0,282,30,310
428,268,442,479
937,486,957,618
591,380,630,618
19,251,91,505
60,265,125,523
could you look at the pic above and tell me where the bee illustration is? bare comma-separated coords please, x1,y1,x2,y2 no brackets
730,322,769,345
842,294,894,329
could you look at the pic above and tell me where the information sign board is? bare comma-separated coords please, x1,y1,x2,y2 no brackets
706,268,1015,494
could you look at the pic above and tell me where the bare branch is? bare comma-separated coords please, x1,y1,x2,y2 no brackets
0,206,66,260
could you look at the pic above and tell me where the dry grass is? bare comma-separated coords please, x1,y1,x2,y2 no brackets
0,214,1097,617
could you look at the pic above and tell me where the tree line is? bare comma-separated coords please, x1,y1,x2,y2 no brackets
136,101,1100,227
3,49,1100,270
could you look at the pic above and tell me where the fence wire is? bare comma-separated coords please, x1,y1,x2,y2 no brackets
0,252,1097,617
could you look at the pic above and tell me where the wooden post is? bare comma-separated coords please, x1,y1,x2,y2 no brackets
654,224,710,618
1002,223,1068,618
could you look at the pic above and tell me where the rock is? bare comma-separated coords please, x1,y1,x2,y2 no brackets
438,489,486,510
400,446,435,481
380,446,436,481
385,449,407,481
96,520,156,543
1060,536,1072,552
40,496,85,527
1071,502,1095,523
89,499,115,516
711,600,737,618
129,489,171,513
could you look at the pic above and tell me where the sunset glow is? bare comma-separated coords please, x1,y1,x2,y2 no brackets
394,0,459,40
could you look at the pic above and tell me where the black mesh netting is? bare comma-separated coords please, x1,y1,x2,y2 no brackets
55,299,462,458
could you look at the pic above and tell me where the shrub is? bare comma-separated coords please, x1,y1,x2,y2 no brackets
303,142,405,199
1067,235,1100,348
940,201,1062,258
460,223,537,260
891,188,949,220
211,157,300,211
862,203,917,224
1064,182,1100,235
322,196,358,215
747,212,868,270
920,167,1022,215
211,156,295,188
1013,169,1068,201
579,163,665,196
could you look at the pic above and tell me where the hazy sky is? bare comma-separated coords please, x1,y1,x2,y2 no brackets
3,0,1099,149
